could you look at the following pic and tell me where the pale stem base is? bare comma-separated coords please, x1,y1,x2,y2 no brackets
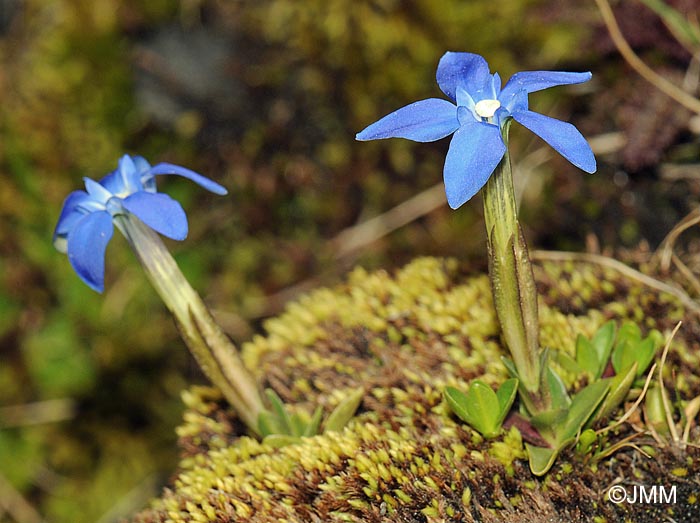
114,214,264,434
481,123,544,408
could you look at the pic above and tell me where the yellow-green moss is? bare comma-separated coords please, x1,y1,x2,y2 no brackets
131,257,700,523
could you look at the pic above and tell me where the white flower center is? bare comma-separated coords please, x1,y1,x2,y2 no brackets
474,99,501,119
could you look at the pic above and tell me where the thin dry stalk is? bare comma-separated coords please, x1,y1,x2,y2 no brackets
593,0,700,114
657,321,682,445
652,207,700,271
531,250,700,317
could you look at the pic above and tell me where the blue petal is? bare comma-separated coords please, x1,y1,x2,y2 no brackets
131,155,155,191
146,163,228,195
436,52,491,102
84,177,113,204
131,155,152,174
99,169,126,195
443,122,506,209
499,88,528,114
512,110,596,173
500,71,592,101
66,211,114,293
356,99,459,143
100,155,151,194
54,191,96,238
117,155,146,193
122,191,188,240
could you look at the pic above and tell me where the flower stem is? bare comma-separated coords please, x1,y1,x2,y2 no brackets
114,214,264,435
482,121,545,410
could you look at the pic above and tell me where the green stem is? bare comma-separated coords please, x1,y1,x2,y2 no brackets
114,214,264,435
482,121,544,408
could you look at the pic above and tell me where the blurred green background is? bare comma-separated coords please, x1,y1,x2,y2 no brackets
1,0,698,521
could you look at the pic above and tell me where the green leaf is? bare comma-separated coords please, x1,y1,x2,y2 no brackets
501,357,518,378
554,350,582,374
305,406,324,437
265,389,293,435
634,337,657,377
527,380,610,476
444,386,476,427
545,366,571,412
324,388,364,433
259,391,326,439
529,408,568,432
593,362,637,423
611,323,638,374
445,382,505,438
526,443,559,476
466,381,502,438
558,379,610,443
645,385,671,435
289,412,308,438
618,321,642,344
263,434,302,448
258,410,283,437
575,334,599,376
590,321,616,376
495,378,518,426
611,324,659,377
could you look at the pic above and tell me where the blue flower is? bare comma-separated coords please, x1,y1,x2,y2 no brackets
53,154,227,292
356,52,596,209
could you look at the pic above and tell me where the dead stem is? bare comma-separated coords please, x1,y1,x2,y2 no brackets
531,250,700,317
598,362,658,435
0,473,42,523
593,0,700,114
670,254,700,297
652,207,700,271
329,184,446,259
0,399,76,429
658,322,682,445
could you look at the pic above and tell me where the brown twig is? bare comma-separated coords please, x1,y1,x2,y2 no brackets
329,183,447,259
657,321,682,445
0,399,76,429
652,206,700,271
0,473,43,523
593,0,700,114
598,362,657,435
531,250,700,317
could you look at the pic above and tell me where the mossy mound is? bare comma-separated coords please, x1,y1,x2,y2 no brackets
130,257,700,523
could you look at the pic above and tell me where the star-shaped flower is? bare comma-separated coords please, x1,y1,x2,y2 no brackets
53,154,227,292
356,52,596,209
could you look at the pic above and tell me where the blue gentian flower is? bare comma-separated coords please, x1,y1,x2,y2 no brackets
356,52,596,209
53,154,227,292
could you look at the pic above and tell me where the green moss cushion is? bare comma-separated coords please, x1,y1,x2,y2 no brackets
131,257,700,523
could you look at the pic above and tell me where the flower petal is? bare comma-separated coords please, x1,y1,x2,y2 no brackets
66,211,114,292
499,87,529,114
99,169,127,195
356,99,459,143
500,71,591,101
436,52,491,102
83,177,113,204
54,191,96,239
131,155,152,174
443,122,506,209
122,191,188,240
512,110,596,173
118,155,146,192
146,163,228,195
